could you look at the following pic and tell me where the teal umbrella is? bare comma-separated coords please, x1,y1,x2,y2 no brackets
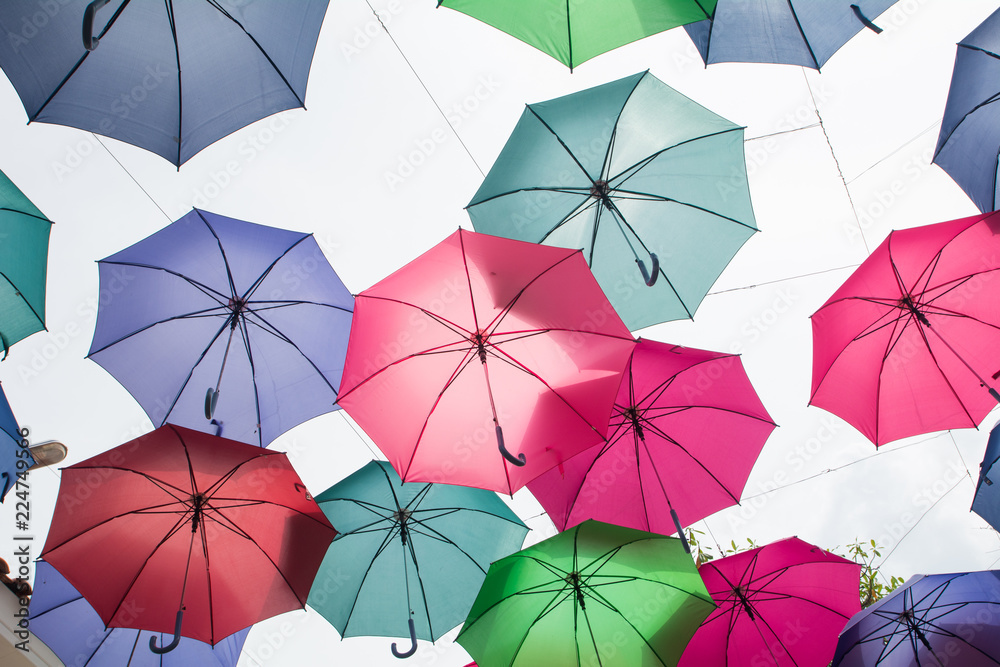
306,460,528,658
467,71,757,331
0,169,51,354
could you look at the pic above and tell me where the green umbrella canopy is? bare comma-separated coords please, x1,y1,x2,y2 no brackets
457,520,715,667
0,169,51,354
467,71,757,331
437,0,718,71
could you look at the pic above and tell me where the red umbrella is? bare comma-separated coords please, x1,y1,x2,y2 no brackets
528,338,775,543
337,228,636,495
810,211,1000,446
679,537,862,667
41,424,336,652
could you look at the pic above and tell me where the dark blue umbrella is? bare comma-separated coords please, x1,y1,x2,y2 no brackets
684,1,896,70
933,7,1000,212
87,209,354,447
0,0,329,167
29,560,249,666
973,420,1000,532
0,382,31,502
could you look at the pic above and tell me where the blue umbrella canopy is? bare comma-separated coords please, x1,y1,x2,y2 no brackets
973,420,1000,532
0,0,329,166
0,382,31,503
28,559,249,666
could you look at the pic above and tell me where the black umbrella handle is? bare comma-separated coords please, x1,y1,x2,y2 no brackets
83,0,111,50
851,5,883,33
496,426,526,467
636,253,660,287
390,618,418,659
671,509,691,554
149,609,184,654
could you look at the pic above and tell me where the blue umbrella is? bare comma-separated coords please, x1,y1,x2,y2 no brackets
684,1,896,70
973,420,1000,532
933,6,1000,212
29,560,249,666
0,0,329,166
0,382,31,502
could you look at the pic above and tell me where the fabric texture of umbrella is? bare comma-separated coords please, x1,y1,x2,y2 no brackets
933,6,1000,213
0,0,329,166
683,0,896,69
0,167,51,355
29,559,250,666
810,210,1000,446
467,70,757,331
973,420,1000,533
436,0,716,71
0,382,31,502
87,208,354,448
679,536,862,667
337,228,636,495
307,460,528,658
528,338,776,540
40,424,337,649
456,519,716,667
832,570,1000,666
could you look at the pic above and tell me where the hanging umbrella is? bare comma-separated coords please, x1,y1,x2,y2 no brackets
28,559,250,666
528,338,776,547
810,210,1000,446
435,0,716,71
307,460,528,659
337,228,636,495
455,519,716,667
40,424,337,652
0,0,329,167
0,382,32,502
972,420,1000,532
0,168,51,356
933,7,1000,213
683,1,895,70
832,570,1000,666
87,208,354,447
679,537,862,667
466,70,758,331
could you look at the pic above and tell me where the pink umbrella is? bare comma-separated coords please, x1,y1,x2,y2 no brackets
528,339,776,542
679,537,862,667
810,211,1000,446
337,229,636,495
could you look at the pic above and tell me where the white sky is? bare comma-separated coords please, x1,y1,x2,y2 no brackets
2,1,1000,665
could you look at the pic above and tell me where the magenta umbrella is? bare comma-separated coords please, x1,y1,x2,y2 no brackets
337,228,636,495
528,338,776,544
679,537,862,667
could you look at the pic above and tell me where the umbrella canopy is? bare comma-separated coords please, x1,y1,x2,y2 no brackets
87,208,354,447
0,382,32,502
337,228,636,495
456,519,716,667
832,570,1000,666
973,420,1000,532
467,70,757,331
29,559,250,666
684,1,896,69
307,460,528,658
0,0,329,166
810,210,1000,446
0,168,51,355
436,0,716,71
528,338,776,539
933,7,1000,213
679,537,862,667
40,424,337,649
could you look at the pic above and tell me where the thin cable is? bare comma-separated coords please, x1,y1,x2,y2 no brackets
91,135,174,222
846,120,940,185
874,477,965,571
744,122,821,143
706,263,860,296
337,410,383,460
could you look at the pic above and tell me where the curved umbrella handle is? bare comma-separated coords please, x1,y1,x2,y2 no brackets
205,388,220,419
851,4,883,33
636,253,659,287
390,618,418,659
496,425,526,467
149,609,184,654
671,509,691,554
83,0,111,50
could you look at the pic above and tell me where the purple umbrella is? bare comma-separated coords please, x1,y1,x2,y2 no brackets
87,208,354,447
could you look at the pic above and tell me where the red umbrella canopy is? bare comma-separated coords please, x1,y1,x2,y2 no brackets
811,211,1000,446
528,338,776,537
41,424,336,646
338,228,636,495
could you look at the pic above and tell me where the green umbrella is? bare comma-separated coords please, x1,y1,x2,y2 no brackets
467,71,756,331
437,0,717,71
0,169,51,355
456,520,715,666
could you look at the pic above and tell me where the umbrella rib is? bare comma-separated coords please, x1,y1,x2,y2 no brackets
234,311,265,445
195,210,240,300
340,521,405,636
165,0,182,167
0,271,44,332
85,304,232,356
96,259,232,304
783,0,821,69
933,73,1000,161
